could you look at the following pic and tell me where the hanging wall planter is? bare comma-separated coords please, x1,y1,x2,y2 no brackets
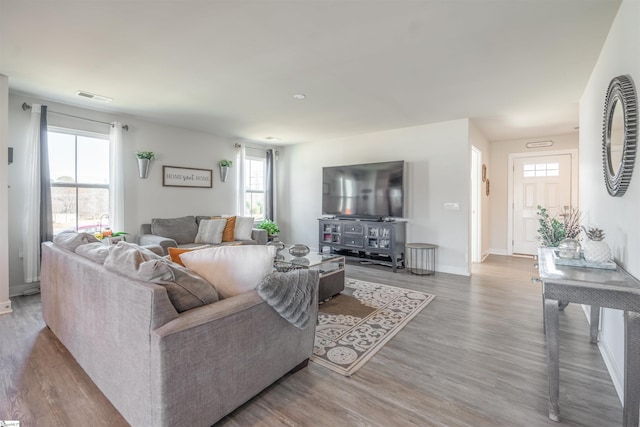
218,159,232,182
136,151,155,179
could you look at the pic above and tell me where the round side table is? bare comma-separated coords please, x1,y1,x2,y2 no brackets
406,243,437,275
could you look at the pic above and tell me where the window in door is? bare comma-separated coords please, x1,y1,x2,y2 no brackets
48,129,110,234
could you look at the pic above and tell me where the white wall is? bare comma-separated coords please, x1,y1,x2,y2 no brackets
579,0,640,401
0,76,11,314
488,133,579,255
281,119,471,276
7,93,249,295
469,121,491,260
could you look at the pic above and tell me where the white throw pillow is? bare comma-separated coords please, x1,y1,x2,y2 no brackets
234,216,254,241
194,219,227,244
180,245,277,298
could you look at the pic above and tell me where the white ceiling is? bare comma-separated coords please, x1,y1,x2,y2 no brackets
0,1,621,144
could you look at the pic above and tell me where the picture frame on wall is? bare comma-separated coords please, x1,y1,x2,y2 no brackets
162,166,213,188
482,164,487,182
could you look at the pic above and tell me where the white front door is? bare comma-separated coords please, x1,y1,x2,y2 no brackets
512,154,574,255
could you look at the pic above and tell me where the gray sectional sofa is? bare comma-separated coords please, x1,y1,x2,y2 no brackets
136,215,268,255
40,240,317,427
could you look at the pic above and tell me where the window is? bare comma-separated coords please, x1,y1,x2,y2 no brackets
244,152,266,220
48,129,110,234
523,162,559,178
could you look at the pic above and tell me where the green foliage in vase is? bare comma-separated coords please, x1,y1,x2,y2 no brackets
218,160,233,167
537,205,581,247
136,151,155,160
257,219,279,236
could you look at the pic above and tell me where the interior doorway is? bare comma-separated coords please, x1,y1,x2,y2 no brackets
471,146,481,263
508,150,578,255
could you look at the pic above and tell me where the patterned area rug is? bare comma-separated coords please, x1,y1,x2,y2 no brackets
311,278,435,376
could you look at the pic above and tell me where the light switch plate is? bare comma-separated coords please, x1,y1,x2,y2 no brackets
444,202,460,211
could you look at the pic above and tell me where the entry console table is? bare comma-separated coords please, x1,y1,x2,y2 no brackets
537,247,640,426
318,219,406,272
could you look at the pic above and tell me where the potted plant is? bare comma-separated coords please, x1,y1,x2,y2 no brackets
136,151,155,178
218,159,233,182
257,219,280,238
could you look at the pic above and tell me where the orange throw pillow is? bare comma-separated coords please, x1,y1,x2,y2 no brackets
220,216,237,242
168,247,203,267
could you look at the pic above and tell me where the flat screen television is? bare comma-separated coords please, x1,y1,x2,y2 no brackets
322,160,404,219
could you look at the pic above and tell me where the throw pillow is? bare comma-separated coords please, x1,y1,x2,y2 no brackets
180,245,277,298
234,216,254,241
151,216,198,244
214,216,236,242
194,219,227,245
168,246,208,267
53,230,100,251
104,241,162,277
75,242,110,264
136,258,219,312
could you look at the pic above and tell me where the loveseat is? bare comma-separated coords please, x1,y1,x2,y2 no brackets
40,237,317,427
136,215,268,255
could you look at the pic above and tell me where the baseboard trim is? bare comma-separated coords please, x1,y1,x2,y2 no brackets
489,248,508,256
0,299,12,315
9,283,41,298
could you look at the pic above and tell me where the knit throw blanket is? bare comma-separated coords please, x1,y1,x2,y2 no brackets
256,269,319,329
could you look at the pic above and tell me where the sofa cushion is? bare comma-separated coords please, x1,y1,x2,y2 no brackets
136,258,219,312
212,216,236,242
104,242,218,312
234,216,254,241
151,216,198,244
104,241,162,275
194,219,227,245
168,246,208,267
53,230,100,251
75,242,110,264
180,245,277,298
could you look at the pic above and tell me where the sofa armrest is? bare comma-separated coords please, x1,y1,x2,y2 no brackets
140,223,152,234
136,234,177,255
251,228,268,245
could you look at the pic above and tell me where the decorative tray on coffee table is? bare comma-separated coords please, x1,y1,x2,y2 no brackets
552,250,616,270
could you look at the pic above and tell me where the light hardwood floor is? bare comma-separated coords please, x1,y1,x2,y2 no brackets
0,255,622,426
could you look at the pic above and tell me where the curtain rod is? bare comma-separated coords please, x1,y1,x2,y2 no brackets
22,102,129,131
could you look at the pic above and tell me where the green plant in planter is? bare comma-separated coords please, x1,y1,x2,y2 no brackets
536,205,581,247
136,151,155,160
257,219,279,236
218,160,233,167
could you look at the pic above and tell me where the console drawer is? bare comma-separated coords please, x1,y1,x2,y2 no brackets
343,223,364,234
344,237,364,248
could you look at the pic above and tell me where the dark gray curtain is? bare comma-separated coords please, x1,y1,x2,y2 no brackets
39,105,53,242
264,149,274,221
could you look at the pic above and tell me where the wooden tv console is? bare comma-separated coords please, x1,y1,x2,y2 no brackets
318,218,406,272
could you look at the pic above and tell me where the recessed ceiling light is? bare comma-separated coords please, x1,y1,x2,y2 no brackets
76,90,113,102
293,93,306,100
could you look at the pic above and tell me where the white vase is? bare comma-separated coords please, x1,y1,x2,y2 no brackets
583,240,612,263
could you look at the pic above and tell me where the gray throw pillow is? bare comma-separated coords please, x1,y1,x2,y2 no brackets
75,242,110,264
104,241,162,277
104,241,218,312
137,258,219,312
151,216,198,244
53,230,100,251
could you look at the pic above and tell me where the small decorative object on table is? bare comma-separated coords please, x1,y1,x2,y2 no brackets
582,226,612,263
557,239,581,259
257,219,280,240
288,244,310,257
267,240,286,252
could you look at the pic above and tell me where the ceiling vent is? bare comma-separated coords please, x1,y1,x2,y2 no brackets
76,91,113,103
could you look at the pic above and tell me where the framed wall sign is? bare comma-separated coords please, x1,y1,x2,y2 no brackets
482,164,487,182
163,166,212,188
